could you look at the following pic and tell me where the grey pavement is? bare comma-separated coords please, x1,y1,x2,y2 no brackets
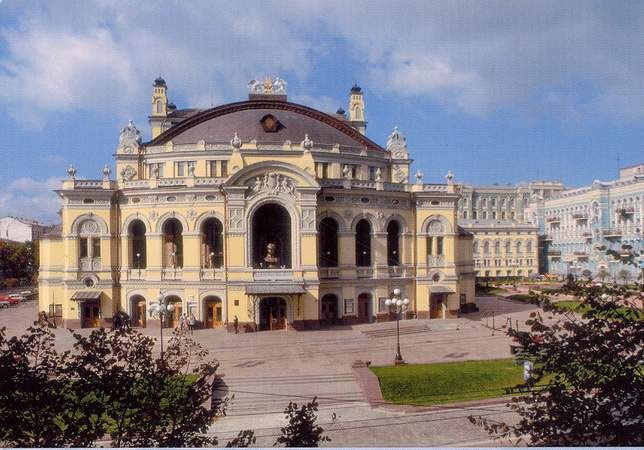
1,297,536,447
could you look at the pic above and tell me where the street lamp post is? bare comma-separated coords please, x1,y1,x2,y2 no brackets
149,292,175,362
135,252,141,278
210,251,215,278
385,288,410,365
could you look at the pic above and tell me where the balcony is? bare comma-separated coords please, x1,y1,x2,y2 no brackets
253,269,293,281
427,255,445,267
356,267,374,278
319,267,339,279
547,250,561,256
546,216,560,223
79,257,101,271
602,229,622,239
161,268,182,280
572,213,588,220
125,269,146,281
200,268,224,280
388,265,404,277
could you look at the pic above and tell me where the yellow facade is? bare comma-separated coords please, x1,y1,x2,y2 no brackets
39,78,475,330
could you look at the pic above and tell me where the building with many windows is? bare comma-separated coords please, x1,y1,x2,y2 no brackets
535,164,644,282
0,216,54,243
457,182,563,280
38,77,475,330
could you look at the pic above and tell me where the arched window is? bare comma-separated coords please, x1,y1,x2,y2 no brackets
252,203,291,269
78,219,102,271
527,241,533,254
386,220,401,266
162,219,183,268
473,241,479,254
505,240,511,254
355,219,371,267
318,217,338,267
516,241,523,255
494,240,501,255
202,218,223,268
129,219,147,269
156,99,163,114
483,241,490,255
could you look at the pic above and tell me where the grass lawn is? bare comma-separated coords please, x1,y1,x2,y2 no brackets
507,293,538,303
554,300,643,319
475,285,509,296
370,358,524,405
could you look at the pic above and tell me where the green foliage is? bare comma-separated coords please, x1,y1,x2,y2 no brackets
470,280,644,445
0,240,38,285
0,325,255,447
275,397,330,447
372,359,524,405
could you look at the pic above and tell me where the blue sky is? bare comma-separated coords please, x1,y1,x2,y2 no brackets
0,0,643,223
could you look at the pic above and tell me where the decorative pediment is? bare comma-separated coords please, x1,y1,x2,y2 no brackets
247,172,297,198
117,120,142,154
387,126,408,160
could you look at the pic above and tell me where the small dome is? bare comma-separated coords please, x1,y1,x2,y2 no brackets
168,102,177,110
336,107,345,115
350,83,362,94
154,76,166,87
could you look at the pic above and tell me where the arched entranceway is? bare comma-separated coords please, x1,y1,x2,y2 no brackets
320,294,339,326
357,293,371,323
130,295,146,327
204,296,223,328
259,297,287,331
164,295,182,328
252,203,291,269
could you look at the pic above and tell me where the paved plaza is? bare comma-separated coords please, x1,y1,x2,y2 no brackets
0,296,541,446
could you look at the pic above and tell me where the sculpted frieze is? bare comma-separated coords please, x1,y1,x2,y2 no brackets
246,172,297,198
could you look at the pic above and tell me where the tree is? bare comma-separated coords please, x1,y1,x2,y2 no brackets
596,266,609,283
275,397,330,447
469,280,644,445
617,269,631,285
0,325,253,447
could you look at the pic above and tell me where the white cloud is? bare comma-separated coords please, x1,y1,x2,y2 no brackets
0,177,61,223
1,0,643,124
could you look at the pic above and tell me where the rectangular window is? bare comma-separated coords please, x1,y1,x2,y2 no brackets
492,211,497,219
209,161,217,177
79,238,88,258
176,161,186,177
92,238,101,258
148,163,164,178
351,165,358,179
501,211,506,219
511,212,515,219
49,304,63,318
472,211,477,219
369,166,377,181
482,211,487,219
426,236,433,255
220,161,228,177
315,162,329,179
378,297,388,313
436,237,444,255
344,298,355,315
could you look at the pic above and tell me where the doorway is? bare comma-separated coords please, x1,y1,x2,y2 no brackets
131,296,146,327
205,297,223,328
165,296,182,328
357,293,371,323
430,293,444,319
260,297,287,331
82,301,101,328
320,294,338,326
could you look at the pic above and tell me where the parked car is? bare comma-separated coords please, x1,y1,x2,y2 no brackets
0,295,19,306
8,293,26,302
0,300,9,308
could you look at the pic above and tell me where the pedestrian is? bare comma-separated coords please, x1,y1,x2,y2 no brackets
233,315,239,334
180,313,187,332
188,313,196,334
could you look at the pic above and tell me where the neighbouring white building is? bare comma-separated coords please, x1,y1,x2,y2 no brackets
0,216,53,243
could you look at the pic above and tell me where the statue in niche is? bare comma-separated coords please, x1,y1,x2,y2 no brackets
264,242,279,268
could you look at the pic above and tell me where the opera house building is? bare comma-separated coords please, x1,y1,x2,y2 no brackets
38,77,476,331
